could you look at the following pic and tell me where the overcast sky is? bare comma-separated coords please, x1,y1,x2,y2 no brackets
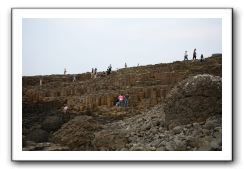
23,18,222,76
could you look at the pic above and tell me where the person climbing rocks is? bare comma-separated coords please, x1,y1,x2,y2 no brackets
125,93,129,107
184,51,188,61
200,54,204,62
64,68,67,75
63,104,69,114
193,48,197,60
118,94,125,107
62,104,70,122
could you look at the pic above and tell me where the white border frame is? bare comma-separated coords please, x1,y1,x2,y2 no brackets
12,8,232,161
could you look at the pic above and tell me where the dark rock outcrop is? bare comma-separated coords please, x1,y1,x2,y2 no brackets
164,74,222,129
51,115,103,150
41,115,64,132
25,129,49,143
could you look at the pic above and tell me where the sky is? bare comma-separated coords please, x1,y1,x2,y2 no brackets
22,18,222,76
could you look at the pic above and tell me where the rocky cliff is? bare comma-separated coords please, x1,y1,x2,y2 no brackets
22,55,222,151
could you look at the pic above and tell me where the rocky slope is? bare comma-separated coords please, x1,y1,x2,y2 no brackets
22,55,222,151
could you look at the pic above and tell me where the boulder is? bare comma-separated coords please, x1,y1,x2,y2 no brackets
94,129,129,151
41,115,64,132
51,115,103,150
164,74,222,129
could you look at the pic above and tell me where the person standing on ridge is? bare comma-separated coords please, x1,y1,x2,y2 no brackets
39,78,42,86
107,64,112,75
200,54,204,62
125,62,127,68
94,68,97,78
64,68,67,75
193,48,197,60
91,68,94,78
184,51,188,61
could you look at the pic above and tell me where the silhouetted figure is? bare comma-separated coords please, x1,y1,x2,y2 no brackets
200,54,204,62
125,62,127,68
107,64,112,75
94,68,97,78
64,68,67,75
193,48,197,60
184,51,188,60
91,68,94,78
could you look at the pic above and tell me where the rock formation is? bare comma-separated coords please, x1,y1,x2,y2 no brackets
22,55,222,151
164,74,222,129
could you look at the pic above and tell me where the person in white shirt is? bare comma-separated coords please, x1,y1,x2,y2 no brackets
184,51,188,60
63,105,69,114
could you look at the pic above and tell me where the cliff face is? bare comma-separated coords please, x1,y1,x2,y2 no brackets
22,55,222,151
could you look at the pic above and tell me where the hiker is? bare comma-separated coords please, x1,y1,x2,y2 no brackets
184,51,188,60
73,75,76,82
107,64,112,75
118,94,125,107
125,62,127,68
200,54,204,62
193,48,197,60
91,68,94,78
64,68,67,75
62,104,70,122
125,94,129,107
63,104,69,114
39,78,42,86
94,68,97,78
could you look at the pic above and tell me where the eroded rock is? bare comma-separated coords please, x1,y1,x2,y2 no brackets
164,74,222,129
